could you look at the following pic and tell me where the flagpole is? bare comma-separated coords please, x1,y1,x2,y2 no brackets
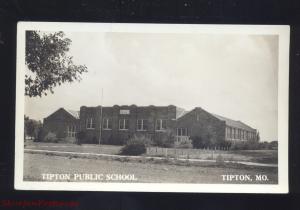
99,88,103,146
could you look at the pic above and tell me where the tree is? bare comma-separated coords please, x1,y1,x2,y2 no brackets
256,131,260,142
25,31,88,97
24,115,42,140
269,141,278,149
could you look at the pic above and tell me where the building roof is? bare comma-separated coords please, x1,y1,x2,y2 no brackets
176,107,189,119
212,114,256,132
66,109,80,119
61,106,256,132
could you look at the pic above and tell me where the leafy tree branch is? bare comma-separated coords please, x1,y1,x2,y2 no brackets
25,31,87,97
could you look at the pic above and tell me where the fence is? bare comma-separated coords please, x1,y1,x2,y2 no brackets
146,146,231,160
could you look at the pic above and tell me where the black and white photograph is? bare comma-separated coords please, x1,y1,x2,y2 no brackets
15,23,289,193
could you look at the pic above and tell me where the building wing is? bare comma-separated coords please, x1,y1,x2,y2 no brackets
212,113,256,132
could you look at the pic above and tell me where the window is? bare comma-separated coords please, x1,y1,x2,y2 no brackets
67,125,76,137
155,119,167,131
86,118,95,129
176,128,188,136
103,118,112,130
119,119,129,130
137,119,148,131
234,128,237,139
120,110,130,115
226,127,230,138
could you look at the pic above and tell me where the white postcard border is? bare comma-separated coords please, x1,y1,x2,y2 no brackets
15,22,290,193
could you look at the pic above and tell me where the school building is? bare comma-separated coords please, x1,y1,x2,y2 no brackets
42,105,258,145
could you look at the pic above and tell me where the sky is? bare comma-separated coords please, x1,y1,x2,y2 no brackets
25,31,278,141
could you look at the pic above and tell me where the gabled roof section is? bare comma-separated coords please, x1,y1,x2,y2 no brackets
44,108,79,121
66,109,80,119
212,114,255,132
176,107,189,119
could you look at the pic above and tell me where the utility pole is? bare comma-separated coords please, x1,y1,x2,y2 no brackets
99,88,103,146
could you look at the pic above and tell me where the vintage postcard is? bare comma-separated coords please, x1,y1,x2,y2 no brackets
15,22,289,193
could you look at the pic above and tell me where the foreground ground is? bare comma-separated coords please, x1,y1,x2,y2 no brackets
25,141,278,164
24,153,278,184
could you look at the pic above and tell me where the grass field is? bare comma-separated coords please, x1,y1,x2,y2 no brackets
25,141,121,155
23,153,278,184
25,141,278,164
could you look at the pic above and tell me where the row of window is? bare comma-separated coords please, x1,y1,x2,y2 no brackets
176,128,188,136
67,125,76,137
85,118,167,131
68,124,188,138
226,127,255,140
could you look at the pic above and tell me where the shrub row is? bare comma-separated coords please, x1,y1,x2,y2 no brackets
191,136,231,149
37,128,277,153
229,140,277,150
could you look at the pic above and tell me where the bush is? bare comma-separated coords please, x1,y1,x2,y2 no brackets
152,129,175,148
230,141,247,150
269,141,278,150
36,127,47,142
76,131,86,145
218,141,232,150
191,136,211,149
229,140,275,150
119,136,147,156
44,132,58,143
152,137,172,148
133,134,152,146
36,127,59,143
176,138,193,148
161,136,175,148
216,154,224,164
77,133,98,144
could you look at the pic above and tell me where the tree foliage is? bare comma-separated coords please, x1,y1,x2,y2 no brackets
24,115,42,140
25,31,87,97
